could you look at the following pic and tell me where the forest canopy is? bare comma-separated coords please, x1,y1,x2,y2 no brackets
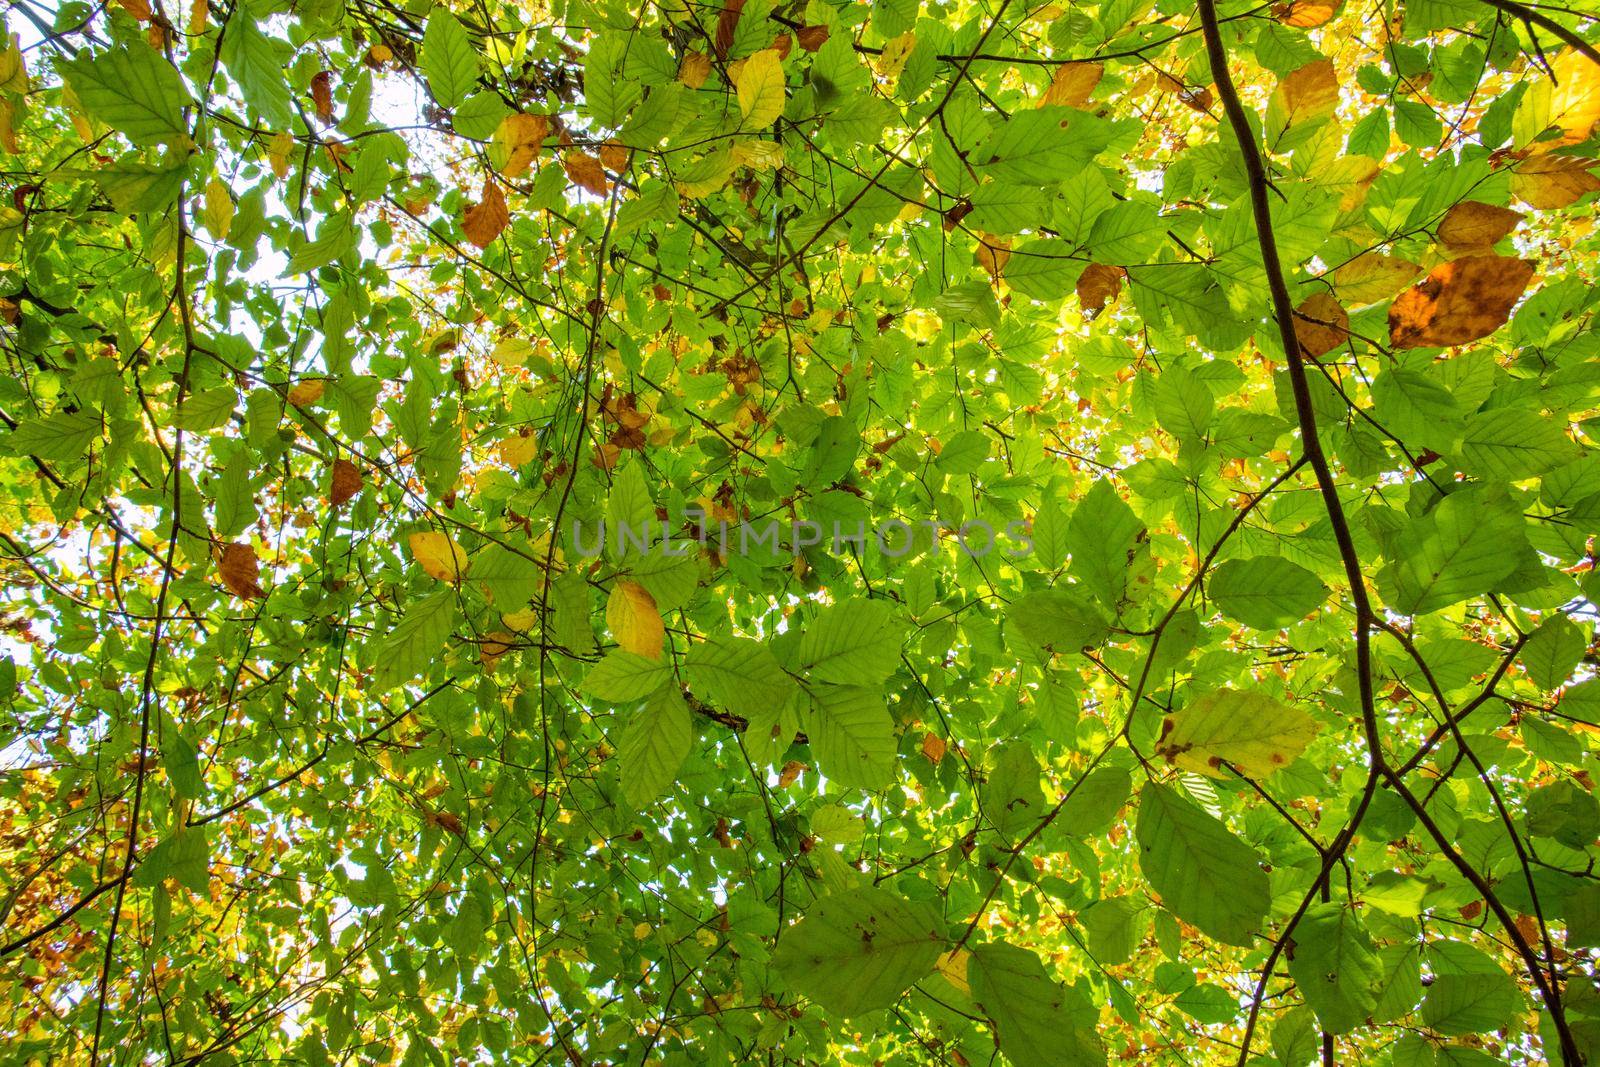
2,0,1600,1064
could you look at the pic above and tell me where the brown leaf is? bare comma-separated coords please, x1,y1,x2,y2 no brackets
117,0,153,20
599,140,629,174
714,0,745,58
1041,62,1102,109
1276,60,1339,127
921,732,947,764
796,25,830,52
329,458,361,506
218,542,265,600
1076,263,1125,314
462,180,510,247
311,71,334,123
1293,292,1350,357
1436,200,1523,249
1511,154,1600,209
564,151,608,197
1388,255,1535,349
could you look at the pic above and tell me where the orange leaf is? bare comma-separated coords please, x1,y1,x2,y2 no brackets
607,580,663,659
218,542,264,600
1275,0,1338,26
1436,200,1523,249
1387,255,1535,349
409,531,469,582
462,180,510,247
921,732,947,764
599,140,629,174
1042,62,1102,108
564,151,608,197
329,458,362,506
1292,292,1350,358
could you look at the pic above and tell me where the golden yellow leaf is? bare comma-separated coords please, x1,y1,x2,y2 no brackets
730,140,784,169
409,531,469,582
1511,154,1600,209
934,949,970,994
462,180,510,247
1436,200,1523,250
735,48,785,129
1041,62,1103,108
494,113,548,177
607,580,663,659
268,130,294,179
498,433,538,467
679,51,711,89
1331,253,1421,307
1387,254,1535,349
876,32,917,80
202,178,233,240
286,379,325,407
1544,49,1600,148
1276,60,1338,127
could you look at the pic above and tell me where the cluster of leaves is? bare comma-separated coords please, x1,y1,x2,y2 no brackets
1,0,1599,1063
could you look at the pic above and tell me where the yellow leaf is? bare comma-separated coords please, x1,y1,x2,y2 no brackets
1276,60,1338,128
1330,253,1420,307
1041,62,1102,108
490,336,536,367
1155,689,1318,778
286,379,325,407
409,531,469,582
735,49,785,129
1511,153,1600,209
1544,49,1600,149
679,51,711,89
730,140,785,170
202,178,234,240
934,949,970,994
607,580,664,659
498,434,538,467
493,113,548,177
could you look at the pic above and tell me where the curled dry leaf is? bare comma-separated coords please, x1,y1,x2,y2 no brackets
1076,263,1125,314
1293,291,1350,357
1388,254,1535,349
329,458,361,506
1436,200,1523,249
311,71,333,123
218,542,264,600
462,179,510,247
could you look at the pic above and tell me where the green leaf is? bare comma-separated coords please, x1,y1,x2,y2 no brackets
421,11,480,109
1135,783,1269,947
583,650,673,703
60,41,192,145
1004,240,1086,300
1378,492,1523,615
1209,556,1329,629
617,685,693,806
968,942,1107,1067
470,544,540,608
1066,479,1145,609
1421,970,1520,1035
7,412,102,463
1007,589,1110,652
372,592,457,689
1456,407,1581,480
796,598,904,685
803,684,896,790
772,886,945,1016
1286,904,1381,1034
1521,613,1586,690
221,8,293,128
684,637,796,720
